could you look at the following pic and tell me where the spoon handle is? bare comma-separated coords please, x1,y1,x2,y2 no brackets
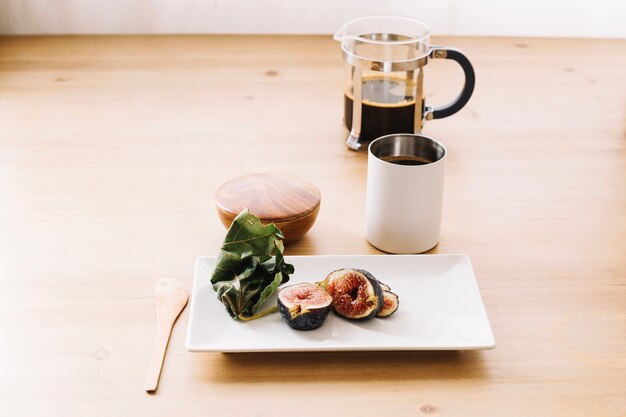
144,320,174,393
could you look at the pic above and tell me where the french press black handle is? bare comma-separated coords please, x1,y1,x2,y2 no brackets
426,47,475,120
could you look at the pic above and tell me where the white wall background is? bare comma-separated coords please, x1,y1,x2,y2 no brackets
0,0,625,38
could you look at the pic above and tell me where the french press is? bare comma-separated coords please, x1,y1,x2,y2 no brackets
335,16,475,150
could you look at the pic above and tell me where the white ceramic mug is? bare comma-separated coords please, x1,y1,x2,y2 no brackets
366,134,446,253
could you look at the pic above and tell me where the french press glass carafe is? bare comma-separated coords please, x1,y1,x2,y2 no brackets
335,16,475,150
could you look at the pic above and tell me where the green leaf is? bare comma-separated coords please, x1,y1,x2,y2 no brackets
210,209,293,320
252,272,283,315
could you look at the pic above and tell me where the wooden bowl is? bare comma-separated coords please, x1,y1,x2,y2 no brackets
215,173,321,243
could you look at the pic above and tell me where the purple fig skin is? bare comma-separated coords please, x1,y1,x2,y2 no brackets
319,269,384,321
277,282,333,331
377,290,399,318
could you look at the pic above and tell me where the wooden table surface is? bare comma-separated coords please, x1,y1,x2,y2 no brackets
1,35,625,416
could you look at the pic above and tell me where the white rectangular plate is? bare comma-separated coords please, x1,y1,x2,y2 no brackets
186,255,495,352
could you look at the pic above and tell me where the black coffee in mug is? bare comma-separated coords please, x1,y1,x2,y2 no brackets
344,76,421,142
379,155,433,166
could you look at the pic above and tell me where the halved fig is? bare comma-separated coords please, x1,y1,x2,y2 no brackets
377,290,399,318
318,269,383,320
277,282,333,330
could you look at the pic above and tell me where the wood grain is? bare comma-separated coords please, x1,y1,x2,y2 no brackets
144,278,188,393
215,172,321,242
0,35,625,417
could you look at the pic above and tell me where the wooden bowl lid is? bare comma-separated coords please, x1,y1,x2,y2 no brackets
215,173,321,222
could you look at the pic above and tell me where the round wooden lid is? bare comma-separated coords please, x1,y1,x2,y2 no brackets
215,173,321,222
